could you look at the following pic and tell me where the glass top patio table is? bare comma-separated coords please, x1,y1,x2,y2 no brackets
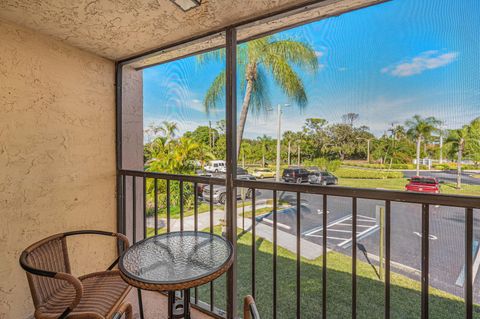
119,231,233,291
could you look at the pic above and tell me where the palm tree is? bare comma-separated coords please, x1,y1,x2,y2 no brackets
447,121,479,189
283,130,296,166
160,121,179,144
199,36,319,155
405,115,441,175
257,135,272,167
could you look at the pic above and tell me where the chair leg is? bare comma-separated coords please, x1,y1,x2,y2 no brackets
113,302,132,319
137,288,145,319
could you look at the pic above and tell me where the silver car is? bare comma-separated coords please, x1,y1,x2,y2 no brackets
202,175,254,204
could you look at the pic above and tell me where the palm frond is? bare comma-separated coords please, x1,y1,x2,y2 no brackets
196,49,225,65
204,70,226,113
264,39,319,73
262,53,308,108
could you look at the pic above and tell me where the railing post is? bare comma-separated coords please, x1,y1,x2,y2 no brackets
465,208,473,319
225,26,238,319
421,204,429,319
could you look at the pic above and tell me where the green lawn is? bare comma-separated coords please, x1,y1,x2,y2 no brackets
194,228,475,318
152,202,221,219
338,178,480,196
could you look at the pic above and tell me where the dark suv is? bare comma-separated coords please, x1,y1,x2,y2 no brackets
282,167,310,183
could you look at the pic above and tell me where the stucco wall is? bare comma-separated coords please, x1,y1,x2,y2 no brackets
0,19,116,318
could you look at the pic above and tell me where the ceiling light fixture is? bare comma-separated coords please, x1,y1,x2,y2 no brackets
170,0,201,12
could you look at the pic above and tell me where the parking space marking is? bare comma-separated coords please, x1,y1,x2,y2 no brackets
328,229,361,233
413,232,438,240
304,214,379,248
302,215,353,237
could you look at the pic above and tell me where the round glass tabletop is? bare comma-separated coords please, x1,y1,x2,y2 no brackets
119,231,233,288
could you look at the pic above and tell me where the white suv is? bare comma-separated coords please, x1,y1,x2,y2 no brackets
204,160,226,173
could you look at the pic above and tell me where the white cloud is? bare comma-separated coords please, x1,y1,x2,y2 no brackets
314,51,324,58
381,50,458,77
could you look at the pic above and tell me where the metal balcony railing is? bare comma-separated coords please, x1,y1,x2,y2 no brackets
118,169,480,319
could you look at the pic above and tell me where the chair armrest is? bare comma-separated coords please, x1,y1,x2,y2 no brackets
244,295,260,319
55,272,84,311
20,251,84,315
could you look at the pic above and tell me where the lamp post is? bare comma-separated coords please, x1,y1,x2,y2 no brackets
438,125,446,164
267,104,290,182
357,137,371,163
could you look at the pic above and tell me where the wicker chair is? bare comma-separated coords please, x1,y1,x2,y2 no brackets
244,295,260,319
19,230,133,319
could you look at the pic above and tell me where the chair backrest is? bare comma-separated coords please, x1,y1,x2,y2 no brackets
21,235,71,308
244,295,260,319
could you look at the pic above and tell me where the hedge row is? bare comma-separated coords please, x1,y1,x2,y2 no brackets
433,163,479,170
335,168,404,179
347,163,419,169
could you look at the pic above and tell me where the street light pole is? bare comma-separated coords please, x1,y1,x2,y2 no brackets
276,104,282,182
439,134,444,164
357,137,371,163
274,104,289,182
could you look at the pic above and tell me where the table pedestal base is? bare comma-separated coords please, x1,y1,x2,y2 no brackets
168,289,191,319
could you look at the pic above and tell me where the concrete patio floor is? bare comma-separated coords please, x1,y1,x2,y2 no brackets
126,290,215,319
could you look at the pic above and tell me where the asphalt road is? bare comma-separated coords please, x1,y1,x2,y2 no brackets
403,170,480,185
252,187,480,300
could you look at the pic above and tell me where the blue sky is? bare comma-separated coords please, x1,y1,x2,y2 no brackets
143,0,480,140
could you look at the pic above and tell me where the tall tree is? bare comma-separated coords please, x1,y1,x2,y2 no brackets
447,126,469,189
283,130,296,165
257,135,272,167
160,121,179,144
199,36,319,155
447,119,480,188
342,113,359,127
405,115,441,175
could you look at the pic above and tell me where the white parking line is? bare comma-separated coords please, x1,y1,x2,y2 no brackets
305,214,379,248
308,235,348,241
328,229,361,233
302,214,353,236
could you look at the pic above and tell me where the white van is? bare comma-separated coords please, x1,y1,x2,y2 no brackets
204,160,226,173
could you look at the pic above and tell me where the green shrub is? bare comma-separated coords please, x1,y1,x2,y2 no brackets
303,158,341,172
335,168,404,179
433,164,451,170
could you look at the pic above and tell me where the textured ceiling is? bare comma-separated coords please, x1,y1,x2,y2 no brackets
128,0,384,69
0,0,320,60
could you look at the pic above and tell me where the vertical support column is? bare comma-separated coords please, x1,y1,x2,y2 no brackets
385,200,391,319
115,63,124,236
225,27,238,319
421,204,429,319
322,194,327,319
465,208,473,319
351,197,357,319
296,192,301,319
120,64,144,242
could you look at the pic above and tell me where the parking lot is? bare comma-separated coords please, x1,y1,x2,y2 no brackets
254,189,480,299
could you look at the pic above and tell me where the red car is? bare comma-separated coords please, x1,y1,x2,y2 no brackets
405,176,441,194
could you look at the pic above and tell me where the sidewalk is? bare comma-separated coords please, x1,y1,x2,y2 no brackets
146,202,324,260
